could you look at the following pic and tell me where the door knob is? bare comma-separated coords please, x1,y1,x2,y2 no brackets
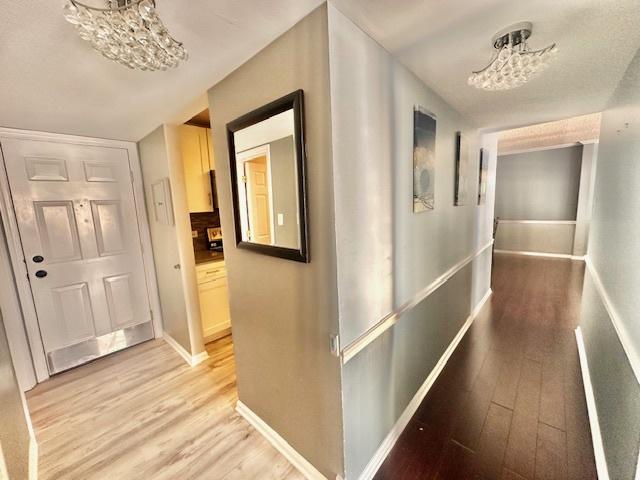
32,255,44,263
35,270,47,278
173,264,181,270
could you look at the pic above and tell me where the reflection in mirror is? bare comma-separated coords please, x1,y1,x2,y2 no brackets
227,90,308,262
234,110,299,249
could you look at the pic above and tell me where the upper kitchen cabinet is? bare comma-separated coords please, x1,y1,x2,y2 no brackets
179,124,215,212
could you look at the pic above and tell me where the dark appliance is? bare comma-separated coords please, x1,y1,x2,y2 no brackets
209,170,219,210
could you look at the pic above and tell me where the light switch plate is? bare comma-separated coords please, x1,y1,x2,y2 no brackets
329,334,340,356
277,213,284,226
192,230,198,238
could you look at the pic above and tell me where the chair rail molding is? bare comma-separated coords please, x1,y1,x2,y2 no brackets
497,219,577,225
494,249,585,261
357,288,493,480
341,239,494,364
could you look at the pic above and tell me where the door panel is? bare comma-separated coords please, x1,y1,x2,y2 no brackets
1,138,153,374
33,201,82,263
25,157,69,181
51,282,95,347
83,161,118,183
91,200,125,256
104,273,136,328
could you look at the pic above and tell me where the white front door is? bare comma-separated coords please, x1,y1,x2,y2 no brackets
1,138,153,374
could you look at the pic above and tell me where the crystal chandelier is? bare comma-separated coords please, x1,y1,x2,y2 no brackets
63,0,188,71
468,22,557,91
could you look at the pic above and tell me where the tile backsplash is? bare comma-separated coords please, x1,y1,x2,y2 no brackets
191,211,221,251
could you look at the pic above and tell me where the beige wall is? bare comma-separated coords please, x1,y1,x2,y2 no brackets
207,5,343,477
138,126,204,356
0,312,33,479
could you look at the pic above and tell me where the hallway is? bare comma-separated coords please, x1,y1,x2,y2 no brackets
375,253,597,480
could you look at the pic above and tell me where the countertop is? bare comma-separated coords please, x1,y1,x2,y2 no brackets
194,250,225,265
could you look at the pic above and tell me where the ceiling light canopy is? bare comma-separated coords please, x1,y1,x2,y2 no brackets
63,0,188,71
468,22,557,91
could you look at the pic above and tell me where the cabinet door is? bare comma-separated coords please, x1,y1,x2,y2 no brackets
179,125,213,213
198,276,231,339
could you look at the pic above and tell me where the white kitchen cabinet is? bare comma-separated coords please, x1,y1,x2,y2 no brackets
179,125,214,213
196,262,231,342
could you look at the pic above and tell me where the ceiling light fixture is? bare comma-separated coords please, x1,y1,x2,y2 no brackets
468,22,557,91
63,0,188,71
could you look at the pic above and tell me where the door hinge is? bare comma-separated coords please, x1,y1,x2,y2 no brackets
150,309,154,321
246,229,251,240
241,175,247,183
329,334,340,356
130,170,135,183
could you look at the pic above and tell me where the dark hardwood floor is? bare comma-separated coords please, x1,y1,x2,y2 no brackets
375,253,597,480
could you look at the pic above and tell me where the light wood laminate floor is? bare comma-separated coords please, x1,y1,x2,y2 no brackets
26,335,303,480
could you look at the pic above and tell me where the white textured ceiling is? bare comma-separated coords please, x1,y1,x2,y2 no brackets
331,0,640,130
2,1,639,141
0,0,322,141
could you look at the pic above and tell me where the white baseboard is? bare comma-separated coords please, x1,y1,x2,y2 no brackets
575,327,609,480
191,350,209,366
0,444,8,480
203,327,232,344
163,333,209,367
236,401,327,480
494,249,585,261
357,288,493,480
29,435,38,480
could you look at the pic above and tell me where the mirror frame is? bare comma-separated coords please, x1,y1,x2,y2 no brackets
226,89,309,263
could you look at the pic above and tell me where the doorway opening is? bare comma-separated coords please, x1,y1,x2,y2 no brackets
491,113,601,262
178,109,233,352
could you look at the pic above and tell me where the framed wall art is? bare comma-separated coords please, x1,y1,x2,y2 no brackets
478,147,489,205
413,106,437,212
454,131,469,206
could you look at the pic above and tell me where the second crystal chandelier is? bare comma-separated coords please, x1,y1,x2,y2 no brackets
63,0,188,71
468,22,557,91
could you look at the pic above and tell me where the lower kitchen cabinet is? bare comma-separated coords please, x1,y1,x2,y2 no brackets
196,262,231,341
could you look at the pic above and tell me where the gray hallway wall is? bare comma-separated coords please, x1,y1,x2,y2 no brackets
268,135,298,249
327,5,495,477
579,47,640,479
495,146,582,221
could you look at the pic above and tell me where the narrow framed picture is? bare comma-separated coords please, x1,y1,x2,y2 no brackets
454,131,469,206
413,106,436,212
477,148,489,205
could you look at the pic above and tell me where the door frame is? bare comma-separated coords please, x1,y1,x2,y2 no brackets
0,127,163,385
236,144,275,244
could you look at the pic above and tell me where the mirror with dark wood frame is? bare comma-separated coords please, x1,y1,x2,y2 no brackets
226,90,309,262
